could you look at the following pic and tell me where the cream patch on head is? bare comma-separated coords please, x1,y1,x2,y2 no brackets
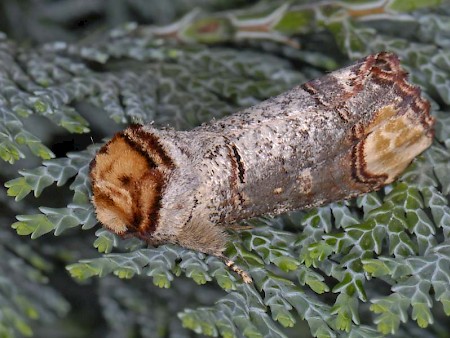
365,105,398,134
363,108,432,183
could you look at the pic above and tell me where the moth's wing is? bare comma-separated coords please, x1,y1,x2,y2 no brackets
195,53,434,207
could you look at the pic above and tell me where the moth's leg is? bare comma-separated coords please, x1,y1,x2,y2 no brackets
216,254,253,284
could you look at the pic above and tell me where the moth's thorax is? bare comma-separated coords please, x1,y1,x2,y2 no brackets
89,125,175,243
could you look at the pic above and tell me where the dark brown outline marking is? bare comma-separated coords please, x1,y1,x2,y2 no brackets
231,144,245,184
183,196,198,229
224,138,245,207
126,124,174,168
370,53,434,135
120,133,158,169
350,136,388,186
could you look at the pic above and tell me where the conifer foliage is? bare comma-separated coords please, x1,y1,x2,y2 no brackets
1,1,449,337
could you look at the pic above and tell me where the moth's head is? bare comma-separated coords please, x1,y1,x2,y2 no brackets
89,125,173,237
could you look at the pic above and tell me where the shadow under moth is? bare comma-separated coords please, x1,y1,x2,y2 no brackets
90,52,435,283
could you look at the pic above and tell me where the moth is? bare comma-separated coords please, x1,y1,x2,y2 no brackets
90,52,434,283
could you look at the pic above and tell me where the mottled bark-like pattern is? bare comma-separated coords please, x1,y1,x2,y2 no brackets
90,52,434,280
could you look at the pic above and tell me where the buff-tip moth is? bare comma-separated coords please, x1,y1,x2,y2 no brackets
89,52,434,283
